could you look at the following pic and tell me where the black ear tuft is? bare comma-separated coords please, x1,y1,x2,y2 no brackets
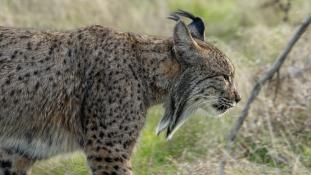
169,9,205,41
167,13,180,21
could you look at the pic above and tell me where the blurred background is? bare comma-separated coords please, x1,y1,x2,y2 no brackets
0,0,310,174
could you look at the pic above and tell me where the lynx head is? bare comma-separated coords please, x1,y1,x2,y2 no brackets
156,10,241,139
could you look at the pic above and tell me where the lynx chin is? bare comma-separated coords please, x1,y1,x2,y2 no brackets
0,10,240,175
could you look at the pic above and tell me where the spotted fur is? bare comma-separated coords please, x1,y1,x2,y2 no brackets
0,11,240,175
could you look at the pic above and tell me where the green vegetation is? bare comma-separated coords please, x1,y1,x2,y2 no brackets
0,0,310,174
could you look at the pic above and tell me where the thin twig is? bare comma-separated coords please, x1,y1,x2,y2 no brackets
219,14,311,175
273,70,280,101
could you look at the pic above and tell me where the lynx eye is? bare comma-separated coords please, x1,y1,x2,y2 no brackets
223,75,230,81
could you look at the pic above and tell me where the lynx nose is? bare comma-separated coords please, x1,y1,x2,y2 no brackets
234,91,241,103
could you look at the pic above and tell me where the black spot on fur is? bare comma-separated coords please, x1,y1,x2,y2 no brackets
16,65,22,71
5,79,10,85
0,160,12,168
113,165,119,170
4,169,10,175
95,156,102,161
104,157,113,162
27,42,32,50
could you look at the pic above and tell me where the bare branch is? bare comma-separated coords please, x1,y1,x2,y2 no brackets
219,14,311,175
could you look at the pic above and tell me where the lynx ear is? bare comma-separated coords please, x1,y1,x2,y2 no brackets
169,9,205,41
173,21,194,51
173,21,200,65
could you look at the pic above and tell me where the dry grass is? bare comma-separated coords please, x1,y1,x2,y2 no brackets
0,0,172,35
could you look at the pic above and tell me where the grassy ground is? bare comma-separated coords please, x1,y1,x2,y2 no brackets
0,0,310,174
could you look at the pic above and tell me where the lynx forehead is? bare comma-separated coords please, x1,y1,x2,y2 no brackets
0,10,239,175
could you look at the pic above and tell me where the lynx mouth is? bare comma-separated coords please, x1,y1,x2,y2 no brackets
212,103,233,113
